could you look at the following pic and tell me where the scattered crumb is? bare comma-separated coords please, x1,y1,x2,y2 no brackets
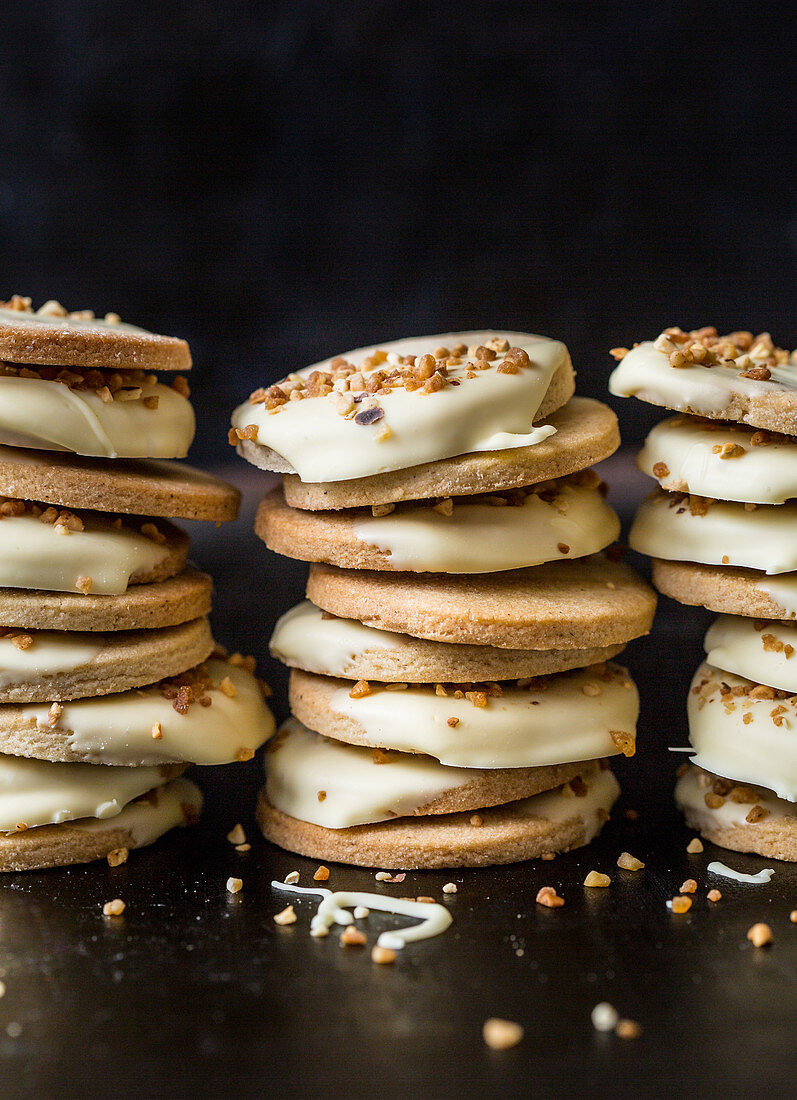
443,882,458,894
707,889,722,902
616,1019,642,1040
747,922,773,947
226,877,243,895
584,871,611,888
470,814,484,827
536,886,564,908
106,847,129,868
669,896,692,914
340,925,367,947
790,910,797,923
235,843,251,853
686,838,704,853
102,898,125,917
284,870,300,884
313,865,330,882
483,1018,524,1051
371,945,397,964
617,852,645,871
226,824,246,846
273,905,296,925
591,1002,618,1032
375,871,391,881
680,879,698,895
541,851,556,861
353,906,370,919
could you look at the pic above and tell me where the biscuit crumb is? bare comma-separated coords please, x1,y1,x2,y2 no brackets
102,898,126,917
470,814,484,827
541,851,556,861
107,847,129,868
47,701,63,726
617,852,645,871
747,922,773,947
482,1018,524,1051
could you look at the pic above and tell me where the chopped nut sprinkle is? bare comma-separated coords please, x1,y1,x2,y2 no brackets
226,877,243,894
536,886,564,908
151,721,163,740
615,1019,642,1040
273,904,297,924
371,945,397,964
470,814,484,827
584,871,611,888
482,1018,524,1051
314,866,330,882
340,925,367,947
102,898,126,917
227,824,246,846
106,848,129,868
680,879,697,895
284,871,300,885
707,889,722,902
670,896,692,914
747,922,773,947
686,838,704,854
349,679,372,699
442,882,457,894
617,852,645,871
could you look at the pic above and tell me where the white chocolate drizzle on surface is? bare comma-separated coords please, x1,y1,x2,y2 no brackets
350,482,619,573
232,331,568,482
0,511,174,595
0,752,172,833
0,376,195,458
9,659,275,765
271,881,453,949
707,861,775,884
704,615,797,693
638,417,797,504
325,664,637,768
687,662,797,801
609,340,797,417
631,491,797,575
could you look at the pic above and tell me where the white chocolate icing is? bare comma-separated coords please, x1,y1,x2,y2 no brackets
0,306,150,336
265,718,619,829
609,340,797,417
72,776,203,845
706,861,775,884
232,331,568,482
704,615,797,692
326,664,638,768
271,881,453,949
0,512,173,595
0,752,172,832
687,662,797,800
630,492,797,575
271,601,413,676
0,631,103,687
676,765,797,829
13,659,275,765
350,482,620,573
757,576,797,618
0,376,195,458
638,417,797,504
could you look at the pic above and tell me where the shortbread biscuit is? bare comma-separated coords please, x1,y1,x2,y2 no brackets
271,600,624,681
255,475,619,574
0,567,213,632
288,665,638,768
278,397,619,510
306,556,657,649
0,299,191,371
610,327,797,435
233,331,574,483
257,764,619,869
0,617,214,703
651,559,797,621
0,447,239,521
0,776,202,872
675,765,797,862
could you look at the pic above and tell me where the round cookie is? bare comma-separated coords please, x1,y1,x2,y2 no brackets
233,331,574,483
271,600,625,681
609,328,797,435
651,560,797,621
0,658,275,766
0,617,214,703
306,555,657,650
276,397,619,510
255,476,619,574
0,507,189,596
257,764,619,869
0,776,203,872
0,447,239,522
0,299,191,371
0,567,213,632
675,765,797,862
288,665,638,768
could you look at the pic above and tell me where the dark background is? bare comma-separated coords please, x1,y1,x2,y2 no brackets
1,1,794,462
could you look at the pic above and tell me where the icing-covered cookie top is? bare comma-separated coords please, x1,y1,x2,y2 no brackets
704,615,797,693
231,331,571,482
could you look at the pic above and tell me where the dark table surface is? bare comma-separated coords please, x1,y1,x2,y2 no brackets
0,455,795,1100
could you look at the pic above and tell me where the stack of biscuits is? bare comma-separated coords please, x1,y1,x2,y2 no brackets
0,296,274,871
610,325,797,861
232,330,656,869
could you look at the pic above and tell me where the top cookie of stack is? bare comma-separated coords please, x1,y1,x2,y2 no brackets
0,296,275,872
610,325,797,861
233,331,656,869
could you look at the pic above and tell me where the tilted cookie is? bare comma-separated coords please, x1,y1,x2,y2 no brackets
259,729,618,868
610,326,797,434
638,416,797,505
0,658,275,766
271,600,625,681
0,296,191,371
652,560,797,622
279,397,619,510
231,331,574,482
0,501,188,595
0,567,213,632
631,490,797,576
0,618,214,703
288,664,638,769
256,473,619,574
687,662,797,801
676,764,797,862
0,446,239,522
0,758,202,871
306,555,657,650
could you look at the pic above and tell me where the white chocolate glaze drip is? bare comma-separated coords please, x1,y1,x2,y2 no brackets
73,776,203,845
350,482,619,573
232,331,568,482
707,861,775,884
0,376,195,458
